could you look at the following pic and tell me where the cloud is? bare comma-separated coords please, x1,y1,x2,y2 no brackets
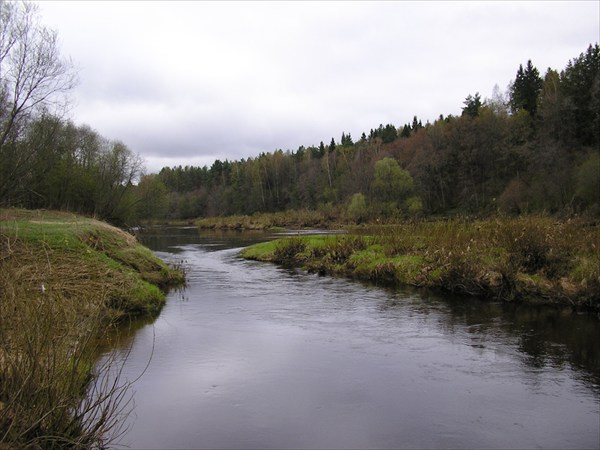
38,1,599,173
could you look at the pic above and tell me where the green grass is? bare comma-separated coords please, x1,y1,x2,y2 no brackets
240,240,278,261
1,210,185,316
240,216,600,310
0,208,185,448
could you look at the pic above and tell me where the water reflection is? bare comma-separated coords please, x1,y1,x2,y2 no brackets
136,226,275,253
363,281,599,390
106,227,599,449
425,293,600,389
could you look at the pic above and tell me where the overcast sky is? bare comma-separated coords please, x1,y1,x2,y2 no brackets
38,1,599,174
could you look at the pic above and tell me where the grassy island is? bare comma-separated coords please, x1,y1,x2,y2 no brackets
241,216,599,312
0,208,184,448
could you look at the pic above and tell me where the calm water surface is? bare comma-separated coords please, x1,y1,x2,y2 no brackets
106,227,599,449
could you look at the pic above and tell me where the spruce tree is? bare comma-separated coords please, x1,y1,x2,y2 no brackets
462,92,482,117
510,60,543,116
560,43,600,146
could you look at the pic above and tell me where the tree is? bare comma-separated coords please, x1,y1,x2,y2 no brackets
400,124,411,138
560,43,600,147
370,157,416,216
94,140,143,223
509,60,543,116
318,140,326,157
462,92,482,118
341,132,353,146
0,1,78,204
368,124,398,144
347,193,367,223
575,152,600,212
537,69,563,141
411,116,423,131
487,84,509,116
135,174,169,219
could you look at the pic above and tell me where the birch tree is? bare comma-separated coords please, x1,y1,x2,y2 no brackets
0,1,78,204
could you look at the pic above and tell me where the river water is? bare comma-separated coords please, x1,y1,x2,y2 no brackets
106,227,599,449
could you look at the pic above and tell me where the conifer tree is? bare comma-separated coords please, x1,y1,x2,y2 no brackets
462,92,482,117
560,43,600,146
400,124,411,138
509,60,543,116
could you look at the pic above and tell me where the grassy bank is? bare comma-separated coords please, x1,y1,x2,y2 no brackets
241,216,600,311
0,208,184,448
196,209,339,230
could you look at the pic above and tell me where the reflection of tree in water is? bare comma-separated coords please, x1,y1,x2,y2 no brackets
95,314,160,359
502,305,599,386
385,288,600,390
137,226,274,254
135,227,600,392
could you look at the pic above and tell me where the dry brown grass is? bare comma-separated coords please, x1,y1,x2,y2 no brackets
242,216,600,310
0,209,185,448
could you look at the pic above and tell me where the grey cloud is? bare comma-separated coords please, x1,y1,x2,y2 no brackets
38,1,599,174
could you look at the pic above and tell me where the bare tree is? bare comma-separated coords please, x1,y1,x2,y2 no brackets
0,0,78,203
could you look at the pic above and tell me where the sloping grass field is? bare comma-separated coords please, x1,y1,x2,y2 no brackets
0,208,184,448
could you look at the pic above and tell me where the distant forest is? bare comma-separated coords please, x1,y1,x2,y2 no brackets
149,43,599,222
0,1,597,226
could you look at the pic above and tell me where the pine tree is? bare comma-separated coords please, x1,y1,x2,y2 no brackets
560,43,600,146
318,141,326,157
462,92,482,117
329,137,336,152
509,60,543,116
340,132,354,146
411,116,423,132
400,124,411,138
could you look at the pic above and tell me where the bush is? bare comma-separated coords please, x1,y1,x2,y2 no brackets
575,152,600,213
347,193,368,223
498,217,571,277
325,236,367,264
274,237,307,264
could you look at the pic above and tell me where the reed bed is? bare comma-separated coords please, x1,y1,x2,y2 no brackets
242,216,600,310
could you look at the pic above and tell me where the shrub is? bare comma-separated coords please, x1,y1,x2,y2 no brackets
498,178,529,214
274,237,307,264
498,217,571,277
347,193,368,223
575,152,600,212
324,236,367,264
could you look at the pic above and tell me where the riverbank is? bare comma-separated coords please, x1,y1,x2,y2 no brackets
0,208,185,448
241,216,599,311
195,209,339,230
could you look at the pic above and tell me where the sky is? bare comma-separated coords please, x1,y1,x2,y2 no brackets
37,1,599,174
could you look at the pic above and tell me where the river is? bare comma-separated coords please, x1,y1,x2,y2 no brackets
104,226,599,449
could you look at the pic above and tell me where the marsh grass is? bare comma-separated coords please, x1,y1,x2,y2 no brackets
274,237,307,265
0,209,185,448
241,216,599,310
196,209,331,230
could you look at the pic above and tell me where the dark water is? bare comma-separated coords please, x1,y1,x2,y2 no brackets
106,227,599,449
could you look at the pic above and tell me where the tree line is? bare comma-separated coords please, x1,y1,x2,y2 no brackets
151,43,599,221
1,1,598,224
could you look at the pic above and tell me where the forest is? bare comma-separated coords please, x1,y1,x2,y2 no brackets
0,3,598,225
151,47,599,223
